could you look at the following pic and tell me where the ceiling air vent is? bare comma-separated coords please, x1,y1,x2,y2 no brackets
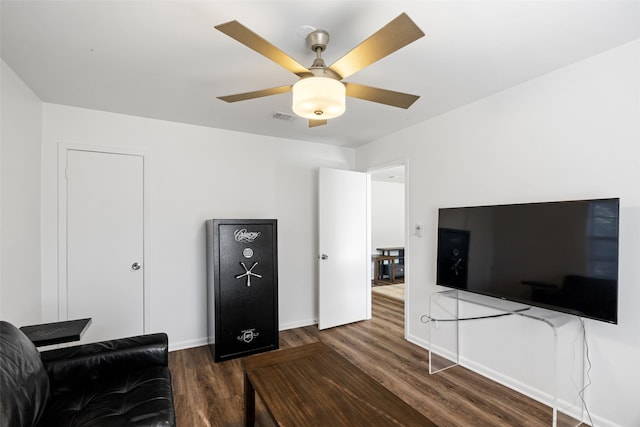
271,111,298,122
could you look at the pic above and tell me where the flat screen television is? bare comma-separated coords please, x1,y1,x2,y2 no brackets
436,198,619,324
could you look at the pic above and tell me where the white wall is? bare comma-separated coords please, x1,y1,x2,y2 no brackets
371,180,405,252
356,39,640,427
39,104,354,349
0,60,42,325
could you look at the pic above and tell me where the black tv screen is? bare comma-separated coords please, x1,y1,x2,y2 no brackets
436,198,619,324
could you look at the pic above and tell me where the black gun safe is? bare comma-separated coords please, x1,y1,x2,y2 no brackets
206,219,278,362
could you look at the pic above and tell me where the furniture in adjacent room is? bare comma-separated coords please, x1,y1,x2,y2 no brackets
377,246,405,257
372,254,398,284
242,342,436,427
19,318,92,347
0,320,176,427
373,246,405,284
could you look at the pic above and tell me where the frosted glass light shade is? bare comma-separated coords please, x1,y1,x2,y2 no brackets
292,77,346,120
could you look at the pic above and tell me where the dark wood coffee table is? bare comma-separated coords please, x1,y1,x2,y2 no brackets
243,341,436,426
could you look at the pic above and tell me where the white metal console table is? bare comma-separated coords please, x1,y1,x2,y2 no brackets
427,290,585,427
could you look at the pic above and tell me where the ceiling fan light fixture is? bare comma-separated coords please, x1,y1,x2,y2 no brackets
292,77,345,120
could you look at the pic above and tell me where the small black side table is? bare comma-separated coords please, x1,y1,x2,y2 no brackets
20,318,92,347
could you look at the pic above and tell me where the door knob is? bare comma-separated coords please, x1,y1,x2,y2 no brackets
131,262,141,271
320,254,328,260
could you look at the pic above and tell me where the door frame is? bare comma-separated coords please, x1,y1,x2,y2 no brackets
367,158,410,337
57,142,151,332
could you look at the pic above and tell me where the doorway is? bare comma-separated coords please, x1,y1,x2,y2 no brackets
58,145,149,343
369,164,406,325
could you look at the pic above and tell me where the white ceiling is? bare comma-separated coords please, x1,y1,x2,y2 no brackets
2,1,640,148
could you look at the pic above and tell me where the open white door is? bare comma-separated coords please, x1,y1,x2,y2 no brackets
318,168,370,330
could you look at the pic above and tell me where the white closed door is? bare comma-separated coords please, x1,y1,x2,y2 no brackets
66,149,144,343
318,168,370,330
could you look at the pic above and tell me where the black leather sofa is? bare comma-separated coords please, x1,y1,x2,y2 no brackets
0,321,176,426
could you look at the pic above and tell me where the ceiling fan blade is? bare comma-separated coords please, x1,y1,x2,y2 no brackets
215,20,311,77
345,82,419,109
309,119,327,128
217,85,292,103
328,13,424,80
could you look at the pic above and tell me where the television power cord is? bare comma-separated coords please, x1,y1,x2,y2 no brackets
576,318,595,427
420,307,530,325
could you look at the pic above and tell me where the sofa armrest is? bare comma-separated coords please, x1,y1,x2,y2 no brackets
40,333,169,386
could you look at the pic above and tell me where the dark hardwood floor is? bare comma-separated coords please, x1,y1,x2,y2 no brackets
169,294,580,426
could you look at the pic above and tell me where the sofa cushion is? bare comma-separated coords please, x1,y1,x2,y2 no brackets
0,321,50,427
40,333,169,388
38,366,174,427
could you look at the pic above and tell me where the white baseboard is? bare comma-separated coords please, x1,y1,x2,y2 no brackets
406,331,429,350
460,356,585,422
279,318,317,331
169,336,208,352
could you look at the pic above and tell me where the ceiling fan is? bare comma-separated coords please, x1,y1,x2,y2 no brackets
215,13,425,127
